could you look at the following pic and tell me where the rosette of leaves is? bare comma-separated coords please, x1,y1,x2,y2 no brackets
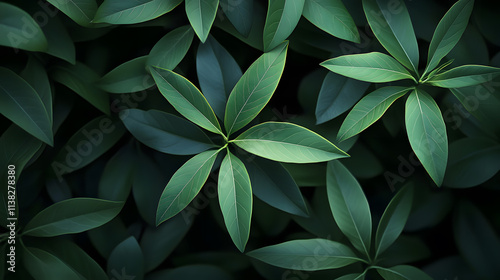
319,0,500,186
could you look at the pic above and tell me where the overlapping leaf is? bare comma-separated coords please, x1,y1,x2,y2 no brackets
47,0,98,27
263,0,304,51
148,25,194,70
97,56,154,93
428,65,500,88
94,0,182,24
185,0,219,42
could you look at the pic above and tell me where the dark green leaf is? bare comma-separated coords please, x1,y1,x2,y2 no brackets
219,0,253,37
88,217,129,259
107,237,145,280
263,0,304,51
153,265,233,280
148,25,194,70
97,56,154,93
377,265,433,280
98,142,136,201
47,0,98,27
41,15,76,64
94,0,182,24
21,57,53,125
428,65,500,88
185,0,219,43
23,246,81,280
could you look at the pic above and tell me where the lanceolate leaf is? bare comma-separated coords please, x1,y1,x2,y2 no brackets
321,52,416,83
0,67,53,145
224,42,288,136
185,0,219,43
150,67,223,136
377,265,433,280
427,65,500,88
21,57,53,125
47,0,98,27
263,0,305,51
156,149,221,225
363,0,419,74
23,247,81,280
219,0,253,37
94,0,182,24
148,25,195,70
98,143,136,201
424,0,474,75
247,239,362,270
23,198,123,237
233,122,348,163
327,161,372,258
97,56,154,93
218,150,253,252
303,0,359,43
405,89,448,186
337,86,411,142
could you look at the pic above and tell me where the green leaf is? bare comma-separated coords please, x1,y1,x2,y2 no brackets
155,265,233,280
427,65,500,88
88,217,129,259
40,15,75,64
98,143,135,201
245,157,308,217
233,122,348,163
218,150,253,252
405,89,448,186
23,246,81,280
363,0,419,74
424,0,474,75
0,3,48,52
335,273,366,280
376,265,433,280
23,198,123,237
97,56,154,93
21,57,53,126
424,59,455,81
315,72,370,125
107,237,145,280
0,67,53,145
47,0,98,27
263,0,304,51
327,161,372,258
121,109,215,155
224,41,288,135
338,86,410,142
196,35,242,119
321,52,416,83
51,62,110,114
185,0,219,43
156,149,220,225
219,0,253,37
303,0,359,43
94,0,182,24
150,67,223,136
375,184,414,258
247,239,362,270
148,25,194,70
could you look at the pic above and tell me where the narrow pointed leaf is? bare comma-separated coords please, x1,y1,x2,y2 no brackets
263,0,304,51
47,0,98,27
377,265,433,280
405,89,448,186
338,86,410,142
321,52,416,83
148,25,195,70
21,57,53,125
150,67,223,135
97,56,154,93
94,0,182,24
185,0,219,43
363,0,419,74
327,161,372,258
225,42,288,135
218,150,252,252
428,65,500,88
40,15,76,64
156,149,220,225
247,239,361,270
233,122,348,163
219,0,253,37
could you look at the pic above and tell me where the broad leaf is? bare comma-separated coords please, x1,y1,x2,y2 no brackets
327,161,372,258
377,265,433,280
233,122,348,163
21,57,53,126
23,198,123,237
107,237,145,280
263,0,305,51
335,273,366,280
0,3,48,51
148,25,194,70
23,247,81,280
247,239,362,270
428,65,500,88
185,0,219,43
156,149,220,225
321,52,416,83
98,143,136,201
150,67,223,135
405,89,448,186
40,15,76,64
363,0,419,74
424,0,474,75
97,56,154,93
219,0,253,37
87,217,129,259
94,0,182,24
47,0,98,27
218,150,253,252
303,0,359,43
0,67,53,145
224,41,288,135
338,86,411,142
121,109,215,155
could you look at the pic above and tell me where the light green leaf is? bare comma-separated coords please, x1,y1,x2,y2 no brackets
47,0,98,27
185,0,219,43
150,67,223,135
97,56,154,93
148,25,194,70
107,237,145,280
327,161,372,258
247,239,362,270
218,150,253,252
94,0,182,24
263,0,304,51
375,184,414,258
0,3,48,51
321,52,416,83
0,67,53,145
233,122,348,163
21,57,53,126
335,273,366,280
424,59,455,81
219,0,253,37
338,86,411,142
424,0,474,75
377,265,433,280
156,149,220,225
405,89,448,186
428,65,500,88
23,247,81,280
224,42,288,135
303,0,359,43
23,198,123,237
363,0,419,74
